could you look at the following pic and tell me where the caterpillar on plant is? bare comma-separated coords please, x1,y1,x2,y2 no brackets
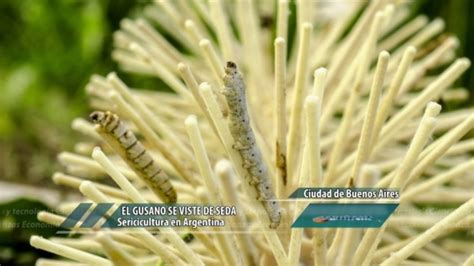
222,61,282,229
89,110,177,204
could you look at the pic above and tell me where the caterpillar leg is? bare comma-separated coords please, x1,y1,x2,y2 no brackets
247,175,260,186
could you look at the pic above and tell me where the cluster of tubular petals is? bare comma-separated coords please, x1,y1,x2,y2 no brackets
30,1,473,266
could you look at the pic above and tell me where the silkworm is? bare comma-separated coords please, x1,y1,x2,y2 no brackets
89,110,177,203
222,61,282,228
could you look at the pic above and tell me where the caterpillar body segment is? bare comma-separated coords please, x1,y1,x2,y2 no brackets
222,61,282,229
89,111,177,203
263,200,281,226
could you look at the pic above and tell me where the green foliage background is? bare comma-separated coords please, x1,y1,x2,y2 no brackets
0,0,148,185
0,0,472,265
0,1,147,263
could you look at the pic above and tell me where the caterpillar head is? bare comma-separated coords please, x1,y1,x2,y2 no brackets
223,61,244,90
224,61,238,75
89,111,106,124
89,111,116,128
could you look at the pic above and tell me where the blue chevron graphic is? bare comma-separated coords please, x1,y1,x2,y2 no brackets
80,203,114,228
59,203,93,228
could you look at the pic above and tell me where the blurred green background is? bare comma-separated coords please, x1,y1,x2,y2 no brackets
0,0,149,186
0,1,147,264
0,0,472,265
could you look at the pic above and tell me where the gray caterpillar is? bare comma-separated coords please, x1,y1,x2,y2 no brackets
222,61,282,229
90,111,177,203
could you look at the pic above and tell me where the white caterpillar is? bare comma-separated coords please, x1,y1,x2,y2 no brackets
90,111,177,203
222,62,282,229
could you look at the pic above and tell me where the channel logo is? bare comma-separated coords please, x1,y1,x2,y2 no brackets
292,203,398,228
312,215,373,224
312,217,329,223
